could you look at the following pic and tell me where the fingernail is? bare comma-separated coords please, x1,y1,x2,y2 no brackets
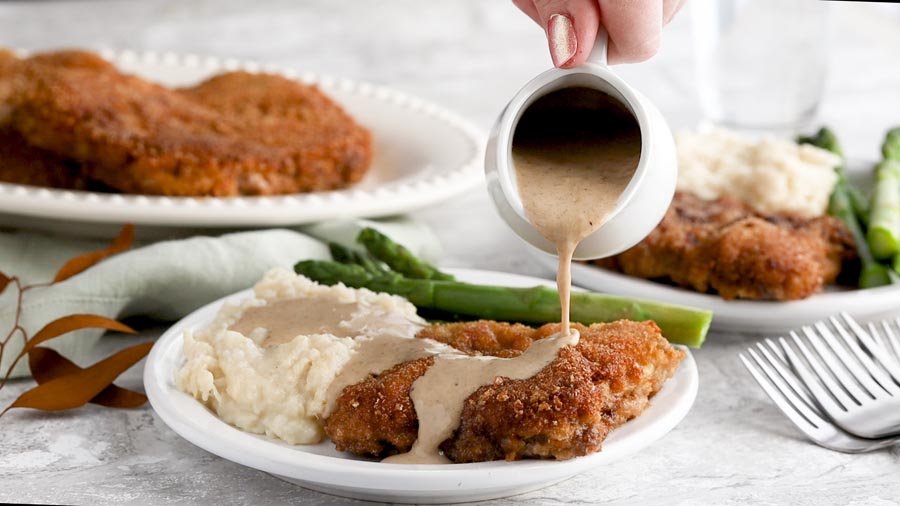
547,14,576,68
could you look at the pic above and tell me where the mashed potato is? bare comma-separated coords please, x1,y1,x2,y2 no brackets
176,268,425,445
676,128,841,216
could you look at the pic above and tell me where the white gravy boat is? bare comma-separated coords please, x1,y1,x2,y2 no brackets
485,28,677,260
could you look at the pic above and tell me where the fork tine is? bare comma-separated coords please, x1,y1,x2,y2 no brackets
782,333,853,414
806,322,884,404
882,319,900,371
763,338,789,363
803,324,872,402
757,340,822,415
868,321,900,379
893,318,900,355
833,314,898,394
741,351,825,439
868,321,889,353
840,313,900,377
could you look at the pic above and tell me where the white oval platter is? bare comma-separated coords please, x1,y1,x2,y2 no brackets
0,49,484,229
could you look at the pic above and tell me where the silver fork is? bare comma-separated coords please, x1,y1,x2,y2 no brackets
867,317,900,372
779,313,900,439
740,339,900,453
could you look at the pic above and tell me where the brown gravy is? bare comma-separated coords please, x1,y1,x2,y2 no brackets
382,329,579,464
512,86,641,334
230,299,359,346
323,335,456,417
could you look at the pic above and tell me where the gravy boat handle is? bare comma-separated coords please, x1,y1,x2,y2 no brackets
585,26,609,67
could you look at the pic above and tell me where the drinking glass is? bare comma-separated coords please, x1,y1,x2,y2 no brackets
691,0,830,131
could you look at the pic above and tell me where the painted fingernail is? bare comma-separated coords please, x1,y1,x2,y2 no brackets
547,13,576,68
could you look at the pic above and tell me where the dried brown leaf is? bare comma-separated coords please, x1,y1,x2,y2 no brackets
23,314,136,357
1,314,136,389
28,347,147,408
88,380,148,408
53,224,134,283
0,272,10,295
2,341,153,415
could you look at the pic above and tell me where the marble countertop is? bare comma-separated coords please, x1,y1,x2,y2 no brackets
1,1,899,505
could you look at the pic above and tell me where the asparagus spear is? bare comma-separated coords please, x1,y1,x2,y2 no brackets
328,242,388,275
883,126,900,162
798,127,869,223
357,227,455,281
830,184,892,287
867,159,900,260
328,242,356,264
294,260,713,348
798,127,892,287
798,127,843,158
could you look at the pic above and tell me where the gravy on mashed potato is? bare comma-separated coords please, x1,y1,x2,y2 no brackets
176,268,430,445
177,268,575,464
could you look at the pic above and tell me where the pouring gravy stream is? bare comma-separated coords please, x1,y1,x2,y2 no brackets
512,86,641,334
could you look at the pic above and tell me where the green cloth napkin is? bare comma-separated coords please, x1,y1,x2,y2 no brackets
0,218,440,378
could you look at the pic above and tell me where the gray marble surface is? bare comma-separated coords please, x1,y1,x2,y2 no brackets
1,1,900,505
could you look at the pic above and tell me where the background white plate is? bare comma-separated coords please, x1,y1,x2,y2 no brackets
0,49,484,233
533,160,900,334
533,255,900,334
144,268,697,504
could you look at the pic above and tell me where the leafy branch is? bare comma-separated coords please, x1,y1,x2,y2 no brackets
0,224,153,416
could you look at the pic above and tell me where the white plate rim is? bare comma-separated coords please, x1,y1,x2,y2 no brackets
143,267,697,499
534,249,900,333
0,48,485,226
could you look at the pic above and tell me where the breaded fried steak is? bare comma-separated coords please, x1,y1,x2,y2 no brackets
324,320,684,462
4,50,371,196
0,129,89,189
595,192,857,301
180,71,372,193
0,50,111,189
0,49,18,125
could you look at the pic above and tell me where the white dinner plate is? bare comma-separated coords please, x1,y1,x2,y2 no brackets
533,160,900,334
0,49,483,233
533,255,900,334
144,268,698,504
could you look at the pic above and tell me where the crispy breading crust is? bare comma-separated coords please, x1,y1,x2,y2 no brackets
0,129,90,189
324,320,683,462
596,192,857,300
0,48,20,126
181,71,372,194
0,50,106,189
6,51,372,196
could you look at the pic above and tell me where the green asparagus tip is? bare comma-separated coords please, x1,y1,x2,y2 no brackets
882,126,900,162
868,227,900,261
797,126,843,159
860,263,893,289
357,227,455,281
328,242,354,263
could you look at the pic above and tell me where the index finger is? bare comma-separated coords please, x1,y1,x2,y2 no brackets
599,0,663,64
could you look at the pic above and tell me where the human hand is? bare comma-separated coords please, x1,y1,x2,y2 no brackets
513,0,685,67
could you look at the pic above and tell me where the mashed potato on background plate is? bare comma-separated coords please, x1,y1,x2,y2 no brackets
176,268,425,445
676,128,841,217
